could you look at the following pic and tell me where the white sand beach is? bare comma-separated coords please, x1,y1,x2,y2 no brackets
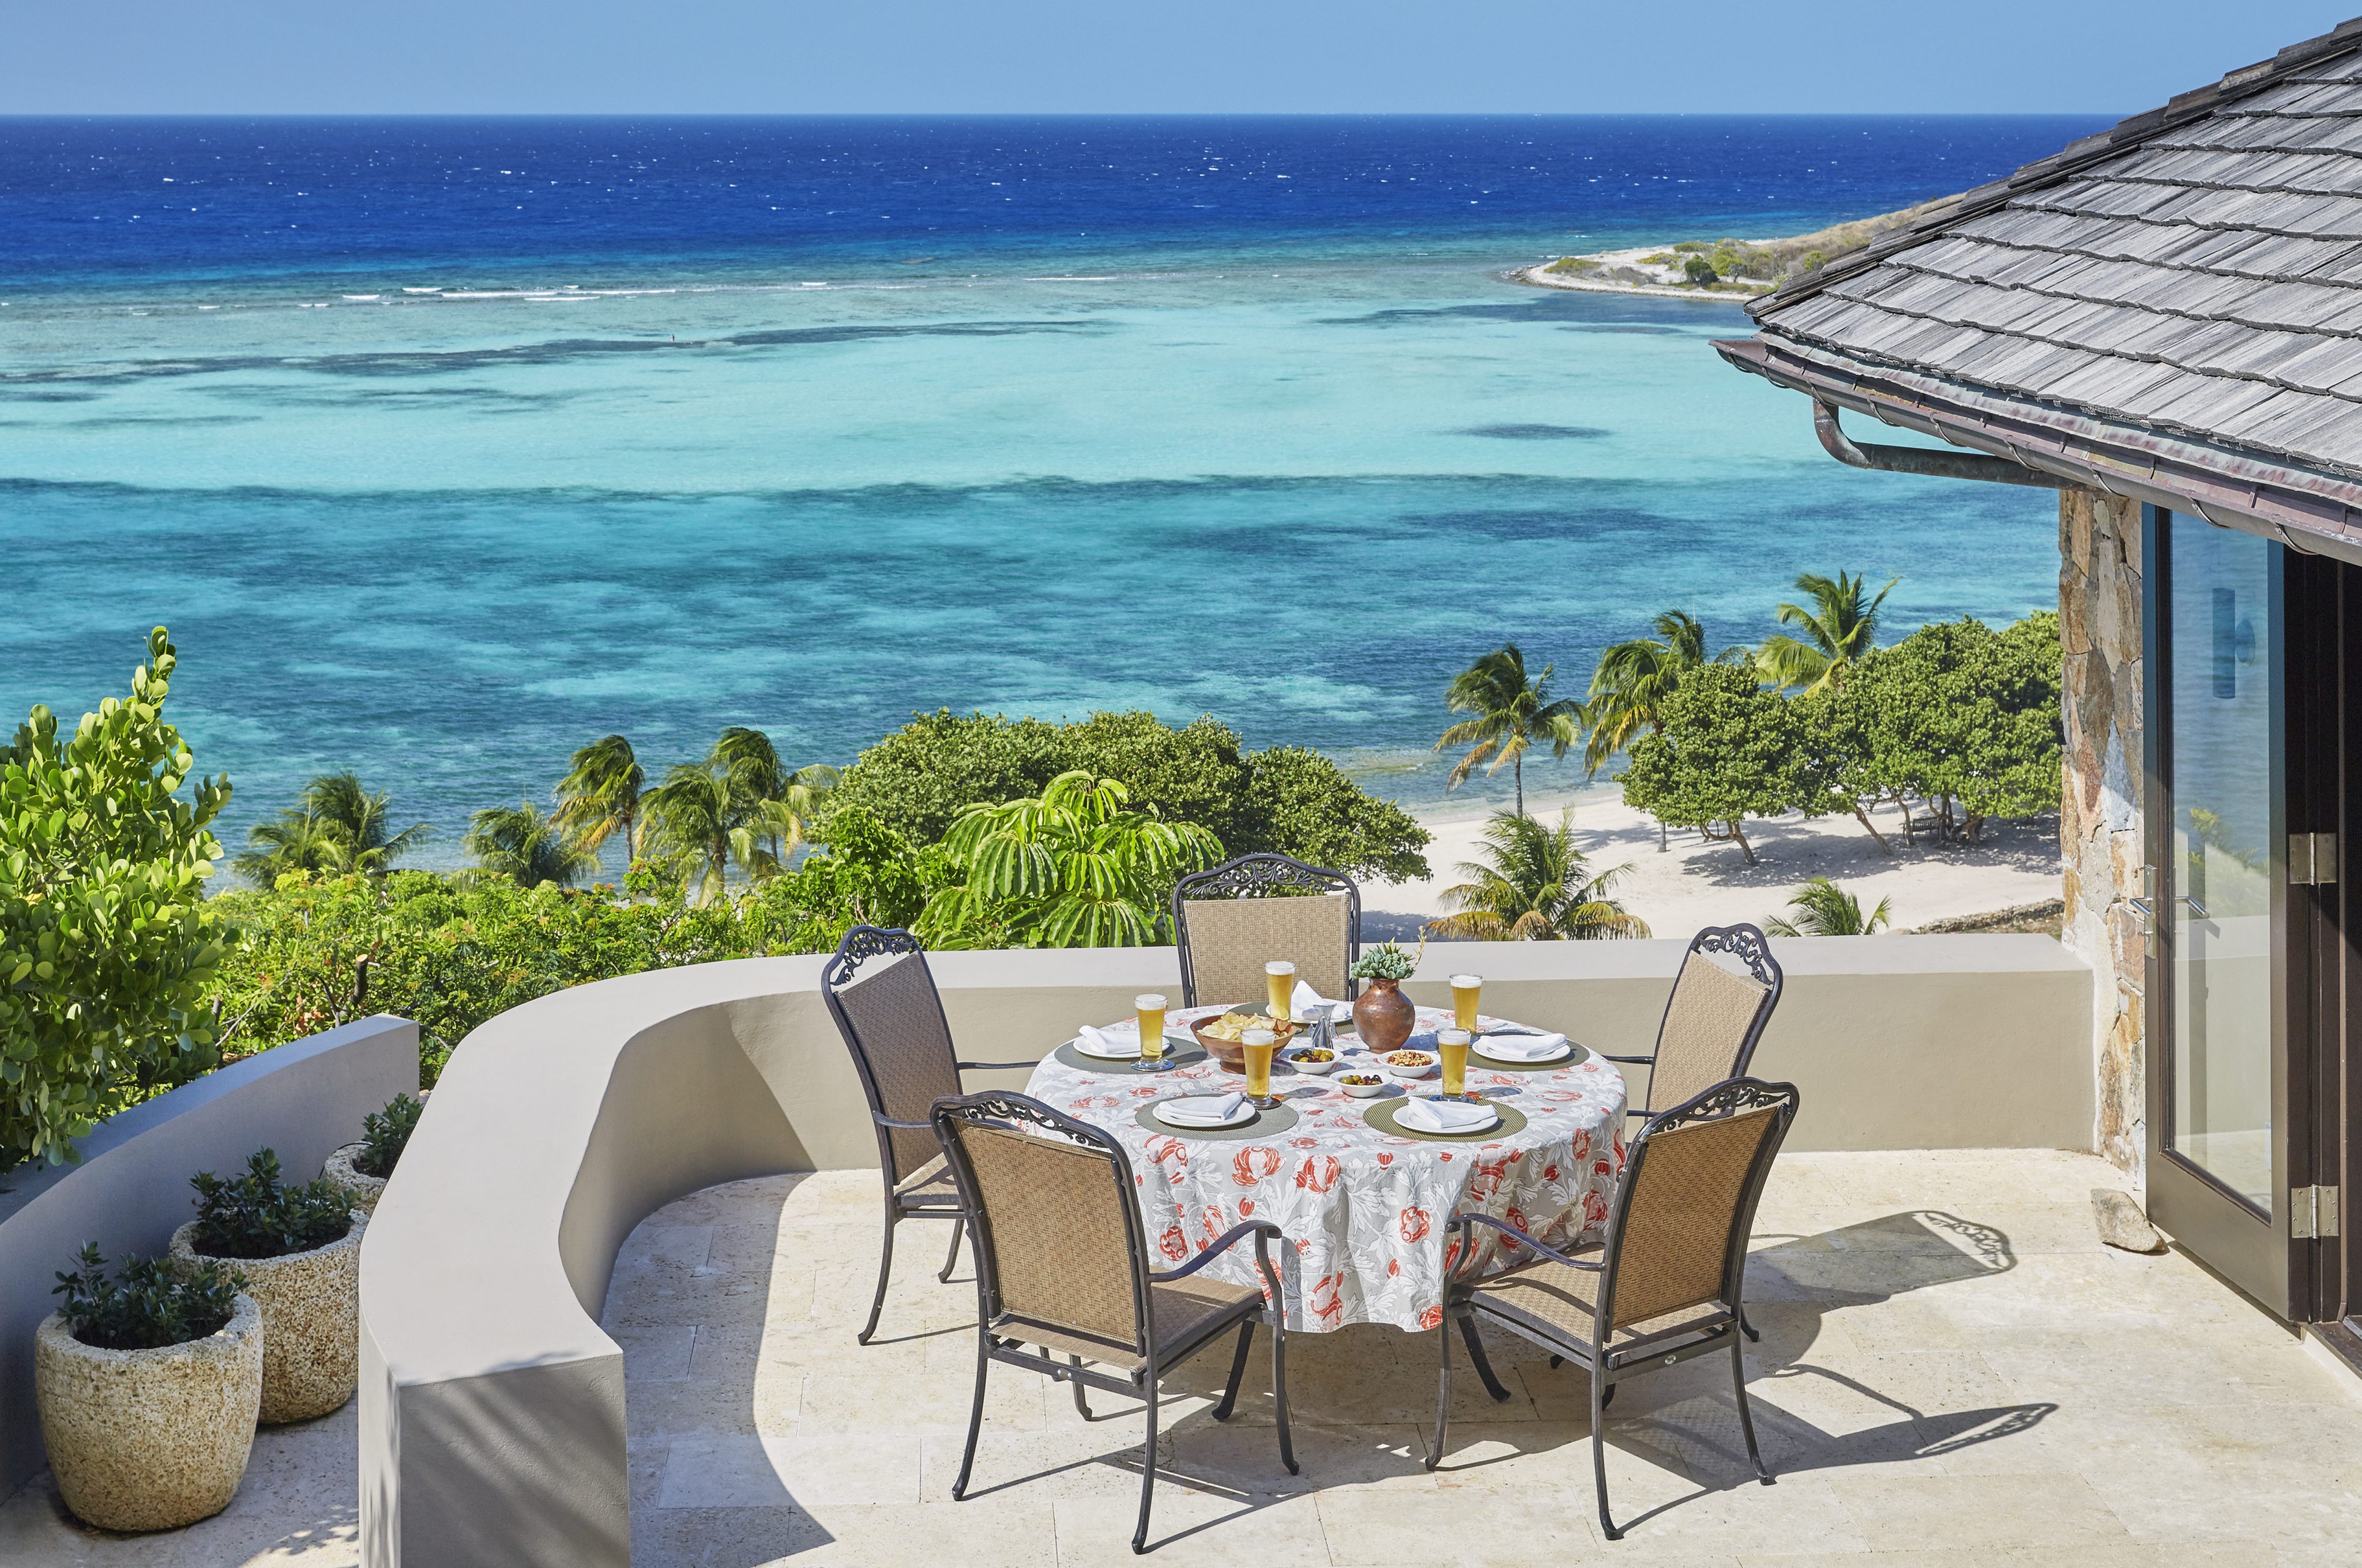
1367,785,2062,939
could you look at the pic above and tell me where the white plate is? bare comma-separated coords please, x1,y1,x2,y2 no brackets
1155,1096,1255,1129
1473,1036,1570,1066
1399,1100,1500,1134
1073,1031,1139,1060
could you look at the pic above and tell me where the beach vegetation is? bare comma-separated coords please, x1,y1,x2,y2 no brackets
1766,875,1891,937
1618,661,1822,866
1436,645,1584,818
464,800,599,889
639,728,836,903
916,770,1221,949
1672,241,1710,253
1757,570,1898,693
552,734,646,863
1427,809,1648,941
1639,252,1675,265
1682,255,1718,287
2,628,233,1169
237,771,428,886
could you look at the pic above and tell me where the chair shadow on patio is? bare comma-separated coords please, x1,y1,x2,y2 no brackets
607,1172,2060,1562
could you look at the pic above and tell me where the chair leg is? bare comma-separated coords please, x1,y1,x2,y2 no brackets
1458,1311,1513,1402
1269,1314,1297,1476
1212,1321,1254,1421
951,1329,990,1501
1592,1370,1620,1541
1131,1381,1160,1554
1069,1354,1093,1419
1424,1308,1454,1471
1731,1336,1772,1486
857,1210,897,1345
1548,1353,1564,1370
938,1217,965,1283
1740,1304,1761,1344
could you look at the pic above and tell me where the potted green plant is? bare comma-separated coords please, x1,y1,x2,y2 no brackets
170,1149,364,1424
1349,939,1424,1054
322,1092,422,1215
36,1244,262,1532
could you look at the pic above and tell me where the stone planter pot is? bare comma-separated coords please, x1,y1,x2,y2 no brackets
171,1212,365,1424
35,1293,263,1532
321,1142,386,1215
1352,976,1417,1055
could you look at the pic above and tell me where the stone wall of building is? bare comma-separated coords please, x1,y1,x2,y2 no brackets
2059,488,2146,1178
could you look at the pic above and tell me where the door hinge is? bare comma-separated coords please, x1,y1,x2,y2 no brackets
2292,1185,2341,1239
2289,832,2340,886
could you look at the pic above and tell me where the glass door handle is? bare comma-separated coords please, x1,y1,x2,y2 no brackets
2127,896,2156,934
2177,894,2209,919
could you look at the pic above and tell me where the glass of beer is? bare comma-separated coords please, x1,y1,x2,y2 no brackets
1240,1028,1280,1107
1450,973,1483,1033
1438,1028,1472,1100
1265,960,1296,1024
1134,992,1172,1074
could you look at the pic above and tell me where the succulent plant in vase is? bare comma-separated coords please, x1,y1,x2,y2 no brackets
1349,939,1424,1055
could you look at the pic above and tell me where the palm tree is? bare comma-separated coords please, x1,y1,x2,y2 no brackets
1765,875,1892,937
640,762,740,905
1426,809,1649,941
238,772,427,886
1435,644,1584,817
465,802,599,889
712,725,837,872
1757,570,1898,693
553,735,645,866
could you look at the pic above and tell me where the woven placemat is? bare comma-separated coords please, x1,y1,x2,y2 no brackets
1363,1098,1530,1141
1468,1039,1593,1074
1135,1099,1301,1141
1056,1041,1209,1074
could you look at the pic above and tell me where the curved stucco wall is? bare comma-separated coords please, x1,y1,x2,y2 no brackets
356,935,2090,1568
0,1014,418,1495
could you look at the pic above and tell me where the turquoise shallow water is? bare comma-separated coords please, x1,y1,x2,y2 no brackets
0,118,2088,862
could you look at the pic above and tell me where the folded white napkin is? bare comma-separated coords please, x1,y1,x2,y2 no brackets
1076,1024,1131,1057
1399,1097,1497,1133
1161,1092,1247,1127
1476,1030,1568,1061
1291,979,1352,1022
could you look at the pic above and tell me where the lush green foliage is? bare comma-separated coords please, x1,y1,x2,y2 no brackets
1757,571,1897,694
236,771,428,886
1766,876,1891,937
918,772,1221,948
1581,611,1750,776
638,730,838,903
356,1092,423,1179
54,1243,245,1352
1619,661,1822,866
552,734,645,861
189,1148,355,1260
2,629,232,1170
1428,810,1648,941
1435,644,1583,817
826,709,1428,883
465,802,598,889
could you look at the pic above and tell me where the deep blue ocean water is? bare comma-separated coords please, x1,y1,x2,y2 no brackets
0,115,2107,867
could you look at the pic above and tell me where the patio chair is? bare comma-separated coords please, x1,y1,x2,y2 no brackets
1425,1076,1802,1541
820,924,1044,1344
1601,922,1783,1120
932,1091,1297,1554
1171,852,1360,1009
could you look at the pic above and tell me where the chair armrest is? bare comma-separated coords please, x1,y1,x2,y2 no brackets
1447,1212,1604,1272
1596,1053,1655,1065
956,1059,1042,1072
1149,1221,1284,1287
876,1115,936,1131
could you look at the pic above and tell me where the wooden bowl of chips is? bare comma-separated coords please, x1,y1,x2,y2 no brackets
1190,1007,1302,1073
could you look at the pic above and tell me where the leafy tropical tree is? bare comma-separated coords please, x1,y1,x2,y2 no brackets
553,735,645,865
917,771,1222,948
2,628,232,1168
712,725,838,875
238,772,427,886
1435,644,1584,817
640,762,742,905
1582,611,1749,776
1426,810,1648,941
465,802,600,889
1845,613,2061,843
1757,571,1898,694
1618,661,1825,866
1766,876,1891,937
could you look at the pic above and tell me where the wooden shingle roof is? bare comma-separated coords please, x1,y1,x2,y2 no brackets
1719,16,2362,553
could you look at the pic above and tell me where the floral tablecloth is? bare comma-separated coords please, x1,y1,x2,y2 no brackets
1025,1003,1628,1333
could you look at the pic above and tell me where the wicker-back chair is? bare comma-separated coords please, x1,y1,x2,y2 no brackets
1427,1077,1801,1540
1602,923,1783,1119
820,925,1043,1344
1171,852,1360,1010
932,1092,1296,1554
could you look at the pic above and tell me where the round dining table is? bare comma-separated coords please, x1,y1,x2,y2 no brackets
1025,1001,1630,1333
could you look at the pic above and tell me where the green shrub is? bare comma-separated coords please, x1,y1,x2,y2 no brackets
53,1243,245,1351
1682,255,1718,287
1672,240,1710,253
189,1148,355,1259
355,1093,422,1179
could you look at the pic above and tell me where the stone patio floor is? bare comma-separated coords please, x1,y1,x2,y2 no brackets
5,1148,2361,1565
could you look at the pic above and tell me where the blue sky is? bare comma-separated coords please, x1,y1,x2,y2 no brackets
5,2,2352,115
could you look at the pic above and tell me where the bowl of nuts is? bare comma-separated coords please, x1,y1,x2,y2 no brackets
1382,1049,1438,1083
